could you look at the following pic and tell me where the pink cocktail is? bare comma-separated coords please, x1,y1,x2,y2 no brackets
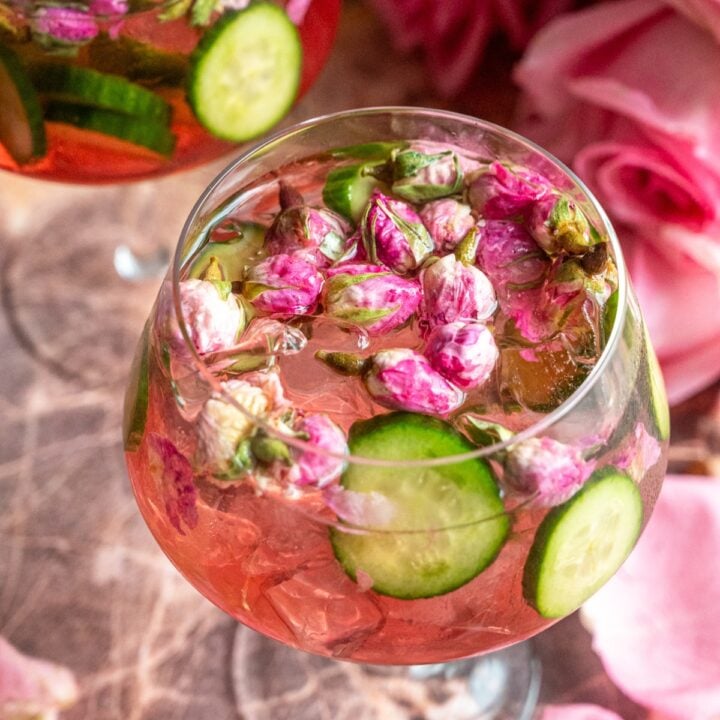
124,108,669,667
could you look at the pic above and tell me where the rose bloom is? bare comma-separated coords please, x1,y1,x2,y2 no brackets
514,0,720,403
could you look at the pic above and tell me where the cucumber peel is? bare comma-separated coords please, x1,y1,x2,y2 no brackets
330,412,509,600
644,326,670,441
31,64,171,121
44,101,175,155
123,320,151,452
323,162,386,221
523,467,643,618
188,222,265,282
0,43,46,164
187,3,301,142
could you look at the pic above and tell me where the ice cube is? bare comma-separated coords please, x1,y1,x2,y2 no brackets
264,564,385,656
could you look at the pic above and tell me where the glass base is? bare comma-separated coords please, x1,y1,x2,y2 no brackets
232,626,541,720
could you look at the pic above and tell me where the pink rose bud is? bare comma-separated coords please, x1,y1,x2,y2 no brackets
287,414,348,488
504,436,596,506
244,253,323,317
419,253,496,331
32,6,98,42
467,161,550,219
477,221,551,343
361,190,434,273
529,193,602,256
425,321,499,390
324,262,422,336
419,198,475,253
265,183,353,267
364,348,465,415
156,278,245,357
390,147,464,202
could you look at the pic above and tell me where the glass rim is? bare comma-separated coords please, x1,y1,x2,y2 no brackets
172,105,629,469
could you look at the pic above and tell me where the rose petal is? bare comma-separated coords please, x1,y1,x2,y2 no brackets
541,704,624,720
581,475,720,719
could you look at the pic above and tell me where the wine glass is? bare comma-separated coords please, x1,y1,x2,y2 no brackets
0,0,340,386
123,107,669,718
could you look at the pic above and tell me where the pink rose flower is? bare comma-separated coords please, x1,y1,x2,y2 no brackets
287,414,348,488
581,475,720,719
0,636,78,719
514,0,720,402
244,253,324,317
425,321,499,390
366,0,578,96
419,198,476,253
364,348,466,415
419,253,496,331
504,436,596,506
324,262,422,336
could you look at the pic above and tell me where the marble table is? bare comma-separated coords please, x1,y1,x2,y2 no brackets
1,3,718,718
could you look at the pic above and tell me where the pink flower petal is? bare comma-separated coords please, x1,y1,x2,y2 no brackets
581,475,720,719
541,704,623,720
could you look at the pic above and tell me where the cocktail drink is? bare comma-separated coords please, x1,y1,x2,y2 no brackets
0,0,339,182
123,109,669,670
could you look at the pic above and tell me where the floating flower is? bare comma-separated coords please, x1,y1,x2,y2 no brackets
287,414,348,488
419,252,496,331
361,190,434,273
504,436,596,506
467,161,550,219
364,348,465,415
265,182,353,267
155,279,245,359
528,193,602,256
390,147,464,202
324,262,421,336
613,422,662,482
196,372,288,478
419,198,475,253
31,5,98,43
425,321,499,390
244,253,323,317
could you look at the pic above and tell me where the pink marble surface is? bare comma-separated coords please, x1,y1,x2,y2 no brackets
1,2,718,717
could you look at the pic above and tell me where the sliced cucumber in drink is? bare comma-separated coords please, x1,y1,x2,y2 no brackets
31,64,170,121
187,3,301,142
644,326,670,441
188,222,265,282
123,320,151,452
523,467,643,618
0,43,46,164
330,412,509,600
44,102,175,156
323,162,386,221
329,141,406,160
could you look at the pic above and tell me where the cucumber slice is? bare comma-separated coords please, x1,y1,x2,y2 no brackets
123,320,151,452
188,222,265,281
31,64,170,121
187,3,301,142
44,102,175,156
0,43,46,163
644,326,670,441
329,141,406,160
330,412,509,600
523,467,643,618
322,162,386,221
602,288,618,345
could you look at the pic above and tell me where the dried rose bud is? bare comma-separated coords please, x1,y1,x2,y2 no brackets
425,321,499,391
287,414,348,488
32,6,98,43
504,436,596,506
156,279,245,358
244,253,323,317
364,348,465,415
467,161,550,219
477,221,551,343
419,253,496,331
529,193,602,256
196,372,288,477
324,262,421,336
419,198,475,253
390,147,464,202
361,190,434,273
614,422,662,481
265,183,353,267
